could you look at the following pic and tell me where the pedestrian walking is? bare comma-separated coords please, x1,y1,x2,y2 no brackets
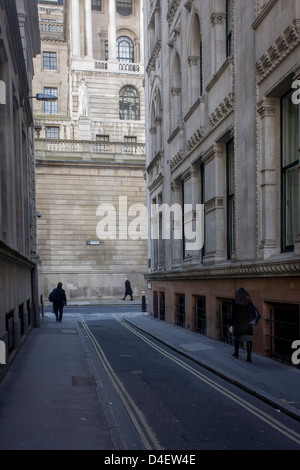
229,288,253,362
53,282,67,322
122,277,133,301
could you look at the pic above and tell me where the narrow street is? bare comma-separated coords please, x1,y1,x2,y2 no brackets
65,305,300,451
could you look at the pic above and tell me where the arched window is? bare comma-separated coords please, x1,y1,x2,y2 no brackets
117,36,134,63
119,86,140,120
171,53,182,130
189,14,203,101
116,0,132,16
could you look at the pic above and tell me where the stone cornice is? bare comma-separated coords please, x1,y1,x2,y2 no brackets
0,241,35,270
145,258,300,280
256,19,300,84
252,0,278,30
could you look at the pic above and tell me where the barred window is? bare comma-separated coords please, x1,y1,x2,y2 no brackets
119,86,140,120
44,87,58,114
45,126,59,139
43,52,57,70
116,0,132,16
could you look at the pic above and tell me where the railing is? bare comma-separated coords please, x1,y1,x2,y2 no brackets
40,23,64,40
35,139,146,160
93,61,144,74
176,295,185,328
265,305,300,365
216,301,234,345
193,297,206,335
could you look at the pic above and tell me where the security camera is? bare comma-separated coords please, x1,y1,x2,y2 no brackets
36,211,42,218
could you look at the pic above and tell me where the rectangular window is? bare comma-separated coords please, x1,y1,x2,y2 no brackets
175,294,185,328
95,134,110,151
124,135,137,153
227,139,235,259
281,91,299,252
43,52,57,70
96,134,109,142
44,87,58,114
159,292,165,321
153,292,158,318
226,0,232,57
19,304,25,336
6,311,14,353
201,163,206,257
92,0,101,11
45,126,59,139
193,296,206,335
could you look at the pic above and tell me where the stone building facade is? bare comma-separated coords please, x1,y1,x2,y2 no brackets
0,0,41,376
32,0,147,301
144,0,300,362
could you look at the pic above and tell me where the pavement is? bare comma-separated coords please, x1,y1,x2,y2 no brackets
0,306,299,450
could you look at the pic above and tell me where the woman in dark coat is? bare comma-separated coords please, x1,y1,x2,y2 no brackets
229,288,253,362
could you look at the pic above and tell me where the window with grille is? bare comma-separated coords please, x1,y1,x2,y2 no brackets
116,0,132,16
44,87,58,114
117,36,134,63
45,126,59,139
176,295,185,328
43,52,57,70
119,86,140,120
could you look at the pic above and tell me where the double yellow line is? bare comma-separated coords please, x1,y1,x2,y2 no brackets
119,317,300,447
80,315,162,451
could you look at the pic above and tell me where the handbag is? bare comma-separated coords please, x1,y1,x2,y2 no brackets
248,303,261,325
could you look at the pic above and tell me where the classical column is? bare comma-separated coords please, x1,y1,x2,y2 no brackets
171,180,183,268
140,0,144,64
72,0,81,58
108,0,117,61
85,0,93,58
257,97,281,259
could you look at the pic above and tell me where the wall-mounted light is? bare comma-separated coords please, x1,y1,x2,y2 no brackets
25,93,58,102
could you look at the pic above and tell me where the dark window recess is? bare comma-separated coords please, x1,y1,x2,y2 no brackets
176,295,185,328
153,292,158,318
217,300,234,345
6,311,14,353
19,304,25,336
159,292,165,321
266,304,300,365
193,296,206,335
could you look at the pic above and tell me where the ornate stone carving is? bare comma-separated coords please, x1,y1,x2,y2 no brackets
256,20,300,83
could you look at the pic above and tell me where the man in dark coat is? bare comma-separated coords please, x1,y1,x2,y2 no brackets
53,282,67,322
122,278,133,301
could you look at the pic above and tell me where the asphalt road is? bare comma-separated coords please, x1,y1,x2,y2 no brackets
65,307,300,451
